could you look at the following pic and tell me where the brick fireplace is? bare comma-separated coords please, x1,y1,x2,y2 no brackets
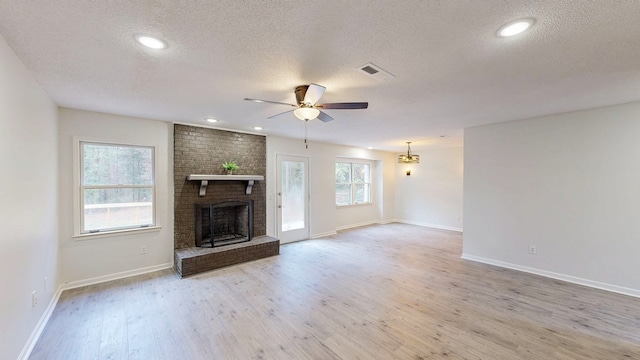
173,124,279,277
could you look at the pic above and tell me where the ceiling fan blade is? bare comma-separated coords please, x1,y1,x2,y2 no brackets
244,98,297,107
267,109,295,119
303,83,326,105
317,111,334,123
317,102,368,109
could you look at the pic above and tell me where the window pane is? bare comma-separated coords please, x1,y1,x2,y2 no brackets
335,163,351,184
353,183,370,204
353,164,370,183
281,160,305,231
83,143,153,186
83,188,153,231
336,184,351,206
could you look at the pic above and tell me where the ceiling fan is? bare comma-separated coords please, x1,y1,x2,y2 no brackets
244,83,368,122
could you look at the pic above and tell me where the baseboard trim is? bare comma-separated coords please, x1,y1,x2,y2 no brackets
336,221,379,232
461,253,640,299
60,262,174,291
325,220,462,235
19,262,175,359
397,219,463,233
310,231,337,239
17,286,63,360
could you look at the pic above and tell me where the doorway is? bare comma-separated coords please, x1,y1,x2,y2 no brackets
276,155,309,243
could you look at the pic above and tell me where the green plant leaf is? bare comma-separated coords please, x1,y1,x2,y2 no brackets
222,160,239,171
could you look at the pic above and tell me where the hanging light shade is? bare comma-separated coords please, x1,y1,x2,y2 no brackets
398,141,420,163
294,107,320,121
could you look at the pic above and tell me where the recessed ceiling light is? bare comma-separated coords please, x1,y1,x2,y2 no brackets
367,147,373,150
206,118,218,123
497,18,535,37
253,126,263,131
135,35,167,49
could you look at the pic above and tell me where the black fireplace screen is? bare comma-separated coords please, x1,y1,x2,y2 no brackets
195,200,253,247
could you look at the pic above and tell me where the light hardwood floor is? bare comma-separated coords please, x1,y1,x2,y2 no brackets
31,224,640,359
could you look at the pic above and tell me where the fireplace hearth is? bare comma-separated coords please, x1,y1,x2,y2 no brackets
195,200,253,247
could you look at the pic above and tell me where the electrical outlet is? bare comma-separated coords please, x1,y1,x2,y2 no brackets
140,245,148,254
529,245,537,254
32,291,38,307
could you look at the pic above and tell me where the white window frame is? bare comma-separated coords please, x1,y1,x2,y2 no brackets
73,137,159,238
335,160,373,207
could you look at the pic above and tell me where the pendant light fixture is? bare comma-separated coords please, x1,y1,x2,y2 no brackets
398,142,419,163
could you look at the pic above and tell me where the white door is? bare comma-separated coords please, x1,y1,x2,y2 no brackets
276,155,309,243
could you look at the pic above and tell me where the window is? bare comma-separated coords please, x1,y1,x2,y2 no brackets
78,141,155,234
335,161,371,206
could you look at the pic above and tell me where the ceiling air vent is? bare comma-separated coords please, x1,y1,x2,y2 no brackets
361,65,378,75
357,62,394,81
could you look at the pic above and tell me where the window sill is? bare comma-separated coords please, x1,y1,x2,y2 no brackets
73,226,162,240
336,202,373,208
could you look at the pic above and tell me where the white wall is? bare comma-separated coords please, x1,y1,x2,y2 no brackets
0,34,59,360
58,108,174,285
266,136,396,240
395,147,464,231
463,101,640,296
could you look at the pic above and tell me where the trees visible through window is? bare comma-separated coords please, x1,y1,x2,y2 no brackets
335,161,371,206
80,141,155,233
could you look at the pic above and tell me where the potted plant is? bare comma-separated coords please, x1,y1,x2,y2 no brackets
222,160,239,175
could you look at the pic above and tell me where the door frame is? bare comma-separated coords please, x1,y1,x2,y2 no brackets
275,154,310,243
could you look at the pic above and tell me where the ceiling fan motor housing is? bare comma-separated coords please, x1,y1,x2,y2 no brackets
295,85,310,105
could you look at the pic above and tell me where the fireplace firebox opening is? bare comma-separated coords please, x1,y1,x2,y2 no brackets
195,200,254,247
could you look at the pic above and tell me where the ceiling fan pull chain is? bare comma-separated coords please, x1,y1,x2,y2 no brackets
304,120,308,149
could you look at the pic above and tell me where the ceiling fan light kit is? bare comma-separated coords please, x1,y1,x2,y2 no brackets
245,83,368,123
294,107,320,121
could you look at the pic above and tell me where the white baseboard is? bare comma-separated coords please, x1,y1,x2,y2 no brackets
61,262,174,291
335,221,379,232
313,220,398,238
461,253,640,299
310,231,337,239
19,262,174,359
17,286,63,360
397,219,463,233
322,220,462,236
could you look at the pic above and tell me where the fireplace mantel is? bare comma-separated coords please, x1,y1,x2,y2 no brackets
187,174,265,196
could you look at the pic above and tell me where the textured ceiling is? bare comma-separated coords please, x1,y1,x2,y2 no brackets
1,1,639,152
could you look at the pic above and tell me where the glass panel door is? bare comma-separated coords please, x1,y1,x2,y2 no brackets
276,155,309,243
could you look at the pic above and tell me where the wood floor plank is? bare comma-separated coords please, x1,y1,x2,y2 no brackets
30,224,640,359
